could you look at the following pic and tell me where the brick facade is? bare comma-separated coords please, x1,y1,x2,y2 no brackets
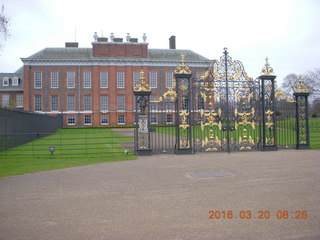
18,34,211,127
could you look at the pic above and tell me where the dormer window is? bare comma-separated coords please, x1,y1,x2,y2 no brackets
3,77,9,86
12,77,19,86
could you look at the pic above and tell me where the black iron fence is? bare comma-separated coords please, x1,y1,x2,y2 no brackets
0,128,134,160
0,107,62,151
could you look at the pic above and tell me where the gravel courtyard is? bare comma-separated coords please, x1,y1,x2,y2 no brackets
0,150,319,240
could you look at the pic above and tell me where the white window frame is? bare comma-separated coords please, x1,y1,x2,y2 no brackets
166,114,173,124
34,95,42,111
117,95,125,111
151,114,158,124
2,94,9,107
84,71,91,88
67,71,75,88
84,115,92,125
84,95,92,111
117,114,125,125
101,114,109,125
16,94,23,107
100,95,108,111
3,77,9,86
51,95,59,112
12,77,19,86
133,71,140,88
34,72,42,89
67,115,75,125
166,72,173,88
67,95,75,111
100,71,108,88
51,72,59,88
117,71,125,88
149,72,157,89
150,95,158,112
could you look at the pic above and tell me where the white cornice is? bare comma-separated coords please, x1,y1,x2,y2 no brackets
21,58,211,68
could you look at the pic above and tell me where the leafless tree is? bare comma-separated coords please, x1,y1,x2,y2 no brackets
281,69,320,98
0,5,10,50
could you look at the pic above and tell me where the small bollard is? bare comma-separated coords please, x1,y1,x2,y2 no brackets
49,147,55,155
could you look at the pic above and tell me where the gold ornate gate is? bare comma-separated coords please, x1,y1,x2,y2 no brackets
193,48,260,152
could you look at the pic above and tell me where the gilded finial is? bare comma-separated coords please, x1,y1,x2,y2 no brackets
140,69,145,80
295,75,308,93
175,54,192,74
261,56,275,76
134,69,151,92
181,54,185,64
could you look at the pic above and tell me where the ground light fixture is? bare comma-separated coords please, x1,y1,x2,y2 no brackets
49,147,55,155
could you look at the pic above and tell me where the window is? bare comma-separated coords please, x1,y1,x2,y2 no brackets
34,95,42,111
117,95,125,111
166,114,173,124
68,95,75,111
12,77,19,86
84,95,92,111
2,94,9,107
149,72,157,88
182,96,189,110
100,95,108,111
100,71,108,88
118,114,125,125
3,77,9,86
166,96,174,111
197,72,204,80
101,115,109,125
51,72,59,88
150,95,158,112
68,115,75,125
16,94,23,107
151,114,158,124
84,71,91,88
84,115,92,125
67,71,75,88
34,72,42,89
117,71,125,88
198,96,204,110
51,96,58,111
133,71,140,88
133,95,139,111
166,72,173,88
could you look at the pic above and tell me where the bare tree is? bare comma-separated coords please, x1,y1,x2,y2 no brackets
0,5,10,50
281,69,320,98
281,73,299,96
305,68,320,97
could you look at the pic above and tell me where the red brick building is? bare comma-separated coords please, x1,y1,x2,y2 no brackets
16,34,211,126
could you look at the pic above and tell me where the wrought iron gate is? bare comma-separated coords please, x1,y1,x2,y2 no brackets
192,48,260,152
134,49,311,155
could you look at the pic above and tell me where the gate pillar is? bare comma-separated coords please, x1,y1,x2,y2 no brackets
258,57,277,151
134,70,152,156
174,55,193,154
294,75,310,149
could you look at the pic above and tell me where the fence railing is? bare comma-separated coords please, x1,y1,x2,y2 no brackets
0,129,134,160
0,107,63,151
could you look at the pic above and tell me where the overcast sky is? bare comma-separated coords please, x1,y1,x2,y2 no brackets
1,0,320,85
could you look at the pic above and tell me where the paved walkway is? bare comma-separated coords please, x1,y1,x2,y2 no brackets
0,150,320,240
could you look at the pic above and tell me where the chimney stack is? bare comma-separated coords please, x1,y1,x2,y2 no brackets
65,42,79,48
169,36,176,49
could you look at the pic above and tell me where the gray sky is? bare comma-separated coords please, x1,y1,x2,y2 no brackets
1,0,320,85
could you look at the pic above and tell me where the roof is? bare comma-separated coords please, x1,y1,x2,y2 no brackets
0,68,24,91
23,47,211,62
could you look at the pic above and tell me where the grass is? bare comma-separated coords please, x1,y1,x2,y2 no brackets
0,128,136,178
153,118,320,149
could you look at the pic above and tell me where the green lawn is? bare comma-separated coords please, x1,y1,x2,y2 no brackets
0,128,136,177
153,118,320,150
